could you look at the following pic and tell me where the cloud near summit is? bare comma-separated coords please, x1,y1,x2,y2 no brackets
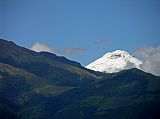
135,46,160,76
31,43,88,56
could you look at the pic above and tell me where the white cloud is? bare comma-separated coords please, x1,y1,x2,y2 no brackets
135,46,160,76
31,43,54,53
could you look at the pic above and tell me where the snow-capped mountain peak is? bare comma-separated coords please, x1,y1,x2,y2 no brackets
86,50,143,73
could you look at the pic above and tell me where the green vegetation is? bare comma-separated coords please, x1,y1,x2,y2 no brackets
33,85,73,97
81,96,104,107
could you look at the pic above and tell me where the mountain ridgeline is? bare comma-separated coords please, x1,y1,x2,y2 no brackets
0,39,160,119
0,39,101,86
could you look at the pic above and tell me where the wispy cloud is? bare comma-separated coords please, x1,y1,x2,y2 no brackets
95,39,108,46
31,43,88,56
135,46,160,76
62,48,88,56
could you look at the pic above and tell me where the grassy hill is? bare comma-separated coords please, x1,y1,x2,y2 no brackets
48,69,160,119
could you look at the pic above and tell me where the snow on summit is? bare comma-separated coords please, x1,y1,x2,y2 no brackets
86,50,143,73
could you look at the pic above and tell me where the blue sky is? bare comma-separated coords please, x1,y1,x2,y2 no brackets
1,0,160,66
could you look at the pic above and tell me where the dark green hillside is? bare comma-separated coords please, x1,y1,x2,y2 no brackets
13,69,160,119
0,62,73,103
51,69,160,119
0,97,19,119
0,62,76,119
